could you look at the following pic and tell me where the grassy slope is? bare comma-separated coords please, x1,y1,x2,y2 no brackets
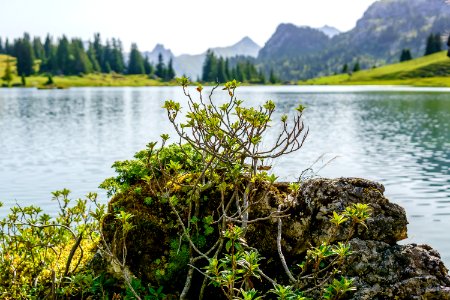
0,54,174,88
302,51,450,87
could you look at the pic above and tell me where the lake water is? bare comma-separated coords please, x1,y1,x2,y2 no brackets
1,86,449,264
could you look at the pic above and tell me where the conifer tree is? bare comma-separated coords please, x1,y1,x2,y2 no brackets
269,69,278,84
353,61,360,72
33,37,45,60
202,50,218,82
425,33,442,55
447,34,450,58
155,53,166,79
434,33,442,52
4,38,12,55
342,64,348,73
143,56,153,75
400,49,412,62
127,43,145,74
165,58,175,81
217,57,227,83
110,39,125,73
14,35,35,76
56,35,72,74
87,43,101,72
0,38,3,54
71,38,93,74
93,33,105,72
41,35,57,74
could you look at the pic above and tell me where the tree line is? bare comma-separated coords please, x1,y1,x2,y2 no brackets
0,33,175,81
201,50,279,84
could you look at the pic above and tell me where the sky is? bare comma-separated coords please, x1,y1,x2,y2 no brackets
0,0,378,55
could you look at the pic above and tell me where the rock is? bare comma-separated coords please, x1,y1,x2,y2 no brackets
344,239,450,299
246,177,408,258
102,177,450,299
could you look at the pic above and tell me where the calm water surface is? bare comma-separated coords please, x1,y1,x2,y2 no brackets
1,86,449,264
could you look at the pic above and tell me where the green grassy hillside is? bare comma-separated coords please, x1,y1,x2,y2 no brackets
303,51,450,87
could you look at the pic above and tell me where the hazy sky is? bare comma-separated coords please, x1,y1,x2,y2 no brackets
0,0,378,55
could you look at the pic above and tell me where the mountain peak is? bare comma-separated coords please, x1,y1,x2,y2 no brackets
318,25,341,38
144,44,174,64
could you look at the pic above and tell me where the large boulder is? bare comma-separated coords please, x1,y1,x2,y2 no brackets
102,177,450,299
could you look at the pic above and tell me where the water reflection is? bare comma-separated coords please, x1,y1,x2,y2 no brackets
0,86,449,264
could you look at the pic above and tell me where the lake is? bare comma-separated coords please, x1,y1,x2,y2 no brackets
1,86,449,265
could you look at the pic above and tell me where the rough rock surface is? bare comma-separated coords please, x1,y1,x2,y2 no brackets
344,239,450,299
103,177,450,299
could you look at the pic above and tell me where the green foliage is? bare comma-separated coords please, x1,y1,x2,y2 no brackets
0,190,105,299
269,284,307,300
323,277,356,300
1,58,13,85
100,143,203,197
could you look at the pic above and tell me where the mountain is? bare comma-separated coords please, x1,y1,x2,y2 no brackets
258,0,450,80
173,37,261,79
210,36,261,58
318,25,341,38
143,44,174,64
258,23,331,60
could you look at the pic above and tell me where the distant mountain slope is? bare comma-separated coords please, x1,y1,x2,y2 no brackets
305,51,450,86
258,24,330,60
173,37,261,79
258,0,450,80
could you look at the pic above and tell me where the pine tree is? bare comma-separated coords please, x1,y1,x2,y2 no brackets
56,35,72,74
269,69,278,84
14,35,35,76
143,56,153,75
165,58,175,81
425,33,441,56
110,39,125,73
353,61,360,72
0,38,3,54
155,53,166,79
127,43,145,74
33,37,45,60
447,34,450,58
71,38,93,74
93,33,105,72
217,57,227,83
224,58,231,81
103,41,113,73
342,64,348,73
400,49,412,62
4,38,12,55
41,35,57,74
434,33,442,52
202,50,218,82
2,59,13,86
87,43,101,72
